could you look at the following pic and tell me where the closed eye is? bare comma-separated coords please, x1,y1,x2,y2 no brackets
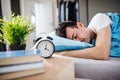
73,36,77,40
72,33,77,40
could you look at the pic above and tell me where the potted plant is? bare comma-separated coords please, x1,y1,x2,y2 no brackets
0,13,32,51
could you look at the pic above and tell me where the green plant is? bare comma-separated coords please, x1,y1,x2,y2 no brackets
0,13,32,46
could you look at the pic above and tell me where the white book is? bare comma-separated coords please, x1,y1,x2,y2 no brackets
0,60,44,74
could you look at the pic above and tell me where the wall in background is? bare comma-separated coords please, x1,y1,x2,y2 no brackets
1,0,11,20
79,0,88,26
88,0,120,23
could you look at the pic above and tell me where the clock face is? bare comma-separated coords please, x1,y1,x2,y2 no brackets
36,40,55,58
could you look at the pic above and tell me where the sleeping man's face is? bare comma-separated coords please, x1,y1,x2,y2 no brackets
66,23,91,43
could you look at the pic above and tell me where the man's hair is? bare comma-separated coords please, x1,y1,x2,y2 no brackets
55,21,77,38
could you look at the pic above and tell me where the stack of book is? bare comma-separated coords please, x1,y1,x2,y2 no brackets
0,50,44,80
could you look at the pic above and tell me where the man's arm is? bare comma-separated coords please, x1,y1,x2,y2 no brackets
59,25,111,60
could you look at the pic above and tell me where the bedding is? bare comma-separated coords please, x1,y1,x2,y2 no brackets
106,13,120,57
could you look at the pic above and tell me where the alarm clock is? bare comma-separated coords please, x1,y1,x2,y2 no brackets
36,36,55,58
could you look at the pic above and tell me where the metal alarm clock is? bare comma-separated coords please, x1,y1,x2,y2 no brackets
36,36,55,58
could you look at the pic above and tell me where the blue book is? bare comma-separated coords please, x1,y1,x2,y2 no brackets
0,49,41,59
0,49,41,66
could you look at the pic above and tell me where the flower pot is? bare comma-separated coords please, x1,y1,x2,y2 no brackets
0,42,6,51
9,44,26,51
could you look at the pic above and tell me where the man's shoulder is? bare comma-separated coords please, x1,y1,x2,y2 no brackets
93,13,108,20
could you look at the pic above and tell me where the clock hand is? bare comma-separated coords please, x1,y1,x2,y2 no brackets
45,44,50,51
45,44,47,48
46,48,50,51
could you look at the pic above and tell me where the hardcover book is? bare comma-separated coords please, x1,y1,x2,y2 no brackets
0,60,44,74
0,49,41,66
0,68,44,80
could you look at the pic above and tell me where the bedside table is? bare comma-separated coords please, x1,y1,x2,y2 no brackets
18,54,75,80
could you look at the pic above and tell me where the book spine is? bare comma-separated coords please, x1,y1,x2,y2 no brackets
0,61,44,74
0,56,42,66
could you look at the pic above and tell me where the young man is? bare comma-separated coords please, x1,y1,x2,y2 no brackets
56,13,112,60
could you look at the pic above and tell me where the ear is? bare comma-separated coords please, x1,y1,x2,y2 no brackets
77,22,84,28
